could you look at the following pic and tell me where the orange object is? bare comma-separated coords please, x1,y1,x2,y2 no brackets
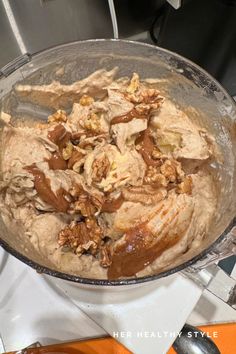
7,337,132,354
6,323,236,354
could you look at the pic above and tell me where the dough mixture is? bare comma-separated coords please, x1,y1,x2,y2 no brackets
0,69,218,279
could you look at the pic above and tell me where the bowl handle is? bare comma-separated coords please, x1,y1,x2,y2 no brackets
182,224,236,309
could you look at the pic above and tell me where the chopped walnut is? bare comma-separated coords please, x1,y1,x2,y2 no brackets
70,185,104,217
100,245,112,268
140,89,164,104
160,159,185,183
127,73,140,94
145,166,167,187
126,88,164,106
48,110,67,123
124,88,164,119
177,176,193,195
152,147,162,160
58,218,103,255
62,141,73,160
175,161,185,181
84,113,101,133
134,103,152,116
92,154,110,183
74,193,104,217
78,134,108,150
79,95,94,106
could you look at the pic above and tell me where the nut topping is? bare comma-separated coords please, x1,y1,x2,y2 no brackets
151,147,162,160
92,154,110,183
48,110,67,123
127,73,140,94
145,166,167,187
160,159,185,183
126,88,164,110
58,218,103,255
62,141,73,160
74,193,103,217
79,95,94,106
70,185,104,217
99,245,112,267
84,113,101,133
177,176,192,195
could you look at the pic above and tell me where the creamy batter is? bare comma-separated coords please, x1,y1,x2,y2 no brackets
0,69,217,279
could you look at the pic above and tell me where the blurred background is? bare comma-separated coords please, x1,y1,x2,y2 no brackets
1,0,236,95
0,0,162,67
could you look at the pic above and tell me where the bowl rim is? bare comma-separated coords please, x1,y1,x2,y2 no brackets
0,218,234,285
0,38,236,286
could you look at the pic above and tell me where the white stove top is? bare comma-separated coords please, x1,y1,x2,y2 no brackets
0,248,105,352
0,247,235,354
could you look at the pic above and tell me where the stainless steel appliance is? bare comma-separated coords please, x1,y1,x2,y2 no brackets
0,0,165,69
0,0,114,68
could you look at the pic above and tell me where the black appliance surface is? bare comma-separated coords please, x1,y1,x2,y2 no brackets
154,0,236,95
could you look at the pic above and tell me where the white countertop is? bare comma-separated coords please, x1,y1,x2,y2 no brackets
1,247,235,354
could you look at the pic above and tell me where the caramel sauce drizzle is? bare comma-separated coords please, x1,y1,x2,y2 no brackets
47,124,72,170
46,152,67,170
67,150,84,169
110,108,147,125
71,131,97,141
101,194,124,213
136,128,160,166
25,164,70,212
107,223,182,279
48,124,71,150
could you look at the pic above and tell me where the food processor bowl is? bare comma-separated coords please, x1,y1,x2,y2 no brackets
0,40,235,289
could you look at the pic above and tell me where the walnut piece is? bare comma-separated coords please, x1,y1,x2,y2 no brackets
100,245,112,268
48,110,67,123
127,73,140,94
140,89,164,104
126,88,164,109
62,141,73,160
160,159,185,183
123,88,164,119
84,113,101,133
70,185,104,217
58,218,103,255
145,166,167,187
79,95,94,106
92,154,110,183
145,159,192,195
152,147,162,160
74,193,104,217
177,176,192,195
